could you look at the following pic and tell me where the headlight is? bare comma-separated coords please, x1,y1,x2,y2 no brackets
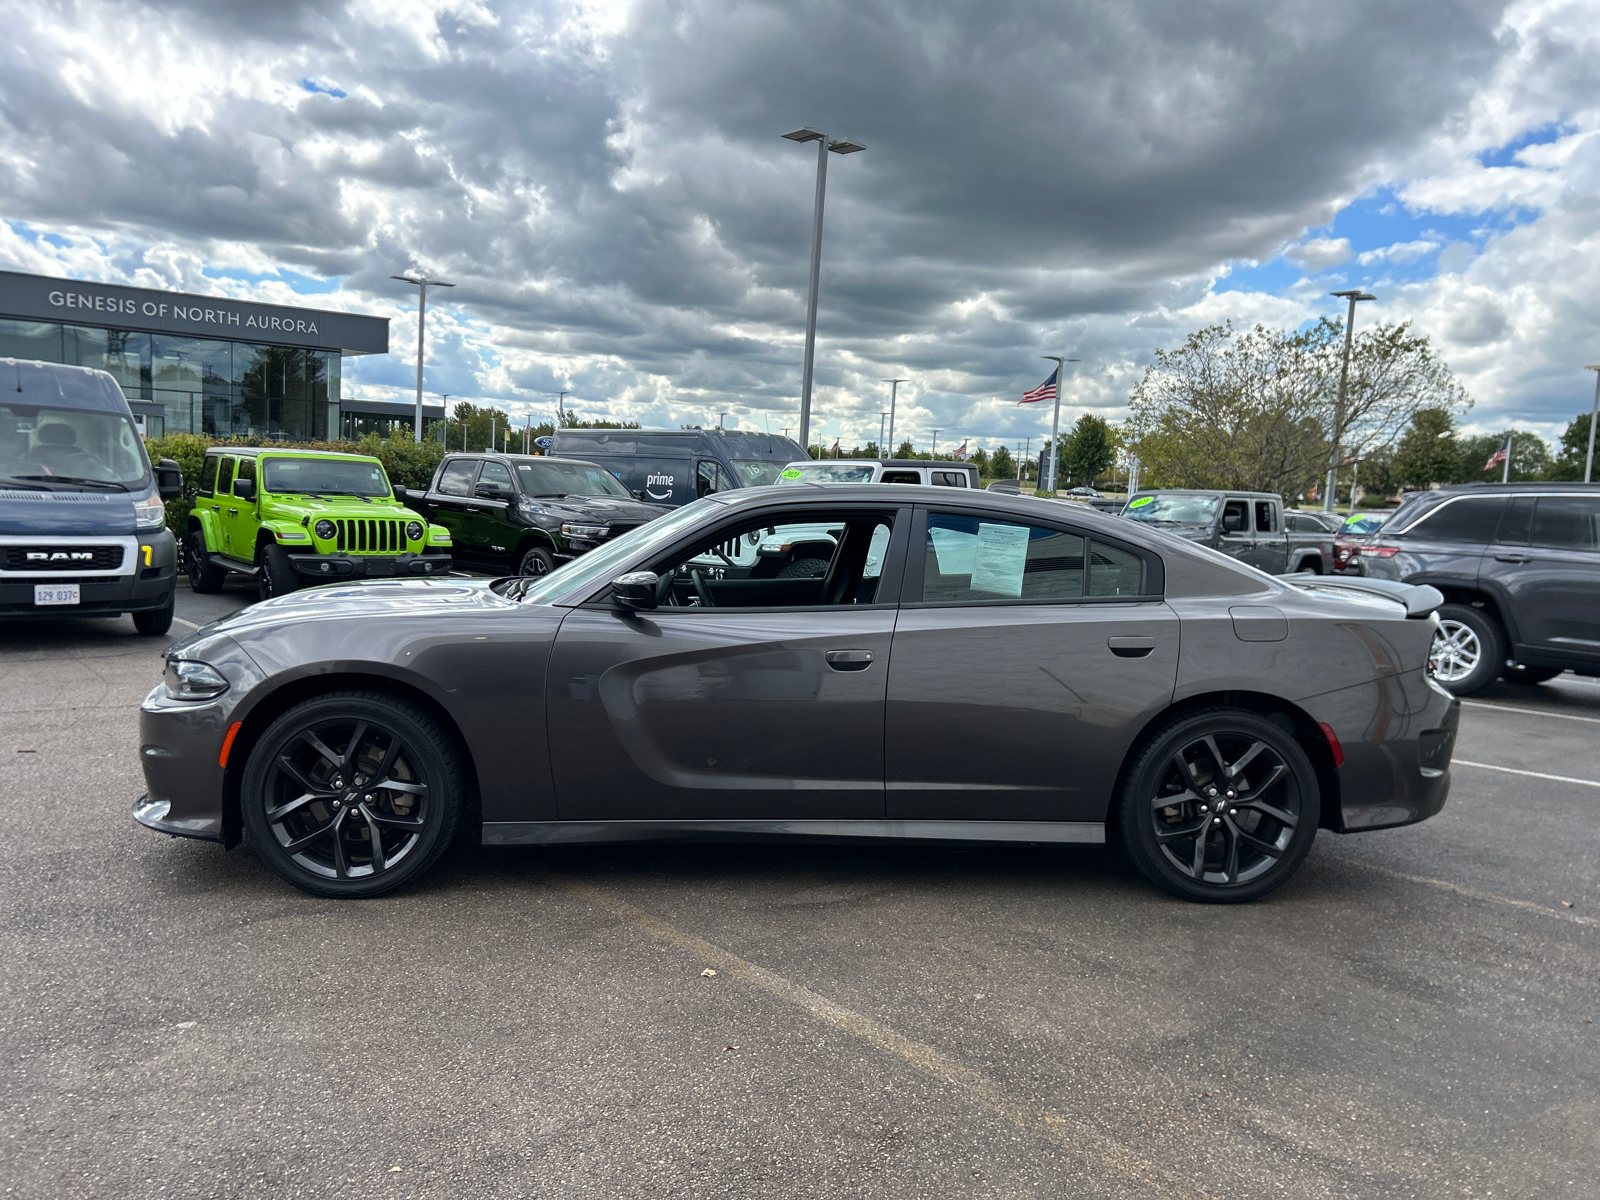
406,521,424,541
561,523,609,539
314,519,336,539
132,493,165,530
163,659,229,701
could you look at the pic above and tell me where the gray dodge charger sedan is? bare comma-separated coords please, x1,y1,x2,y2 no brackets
136,485,1459,903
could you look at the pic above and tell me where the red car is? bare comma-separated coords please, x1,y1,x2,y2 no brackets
1333,511,1391,574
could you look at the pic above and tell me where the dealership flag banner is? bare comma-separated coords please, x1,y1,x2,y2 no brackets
953,439,969,459
1484,433,1512,472
1020,368,1058,404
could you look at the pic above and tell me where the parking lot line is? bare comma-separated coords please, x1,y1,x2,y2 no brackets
1454,759,1598,788
1461,700,1600,724
552,876,1215,1200
171,616,202,632
1345,861,1599,930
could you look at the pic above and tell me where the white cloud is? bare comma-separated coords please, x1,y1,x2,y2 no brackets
1356,239,1441,266
1286,237,1351,272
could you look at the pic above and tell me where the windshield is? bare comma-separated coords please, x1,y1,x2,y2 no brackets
0,403,148,487
728,460,793,487
1339,513,1388,536
518,459,631,498
263,457,392,497
1123,494,1219,525
512,499,715,605
776,462,876,484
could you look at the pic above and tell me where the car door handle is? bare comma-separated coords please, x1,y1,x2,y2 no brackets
825,649,874,671
227,508,238,516
1494,554,1533,563
1108,636,1155,658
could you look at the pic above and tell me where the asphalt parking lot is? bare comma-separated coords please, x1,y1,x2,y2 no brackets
2,582,1597,1199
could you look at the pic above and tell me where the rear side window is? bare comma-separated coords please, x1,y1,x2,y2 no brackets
881,470,921,484
924,513,1083,601
1530,496,1600,551
216,456,235,495
198,455,218,497
1089,541,1144,596
932,471,968,487
1406,496,1506,544
1254,502,1277,533
437,459,478,497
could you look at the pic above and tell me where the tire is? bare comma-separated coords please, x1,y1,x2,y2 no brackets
1116,708,1320,903
1428,604,1504,696
517,545,555,576
778,557,831,579
186,528,226,593
132,594,174,636
259,543,299,601
1501,663,1561,686
240,691,464,899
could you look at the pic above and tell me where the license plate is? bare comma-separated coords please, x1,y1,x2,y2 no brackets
34,583,81,606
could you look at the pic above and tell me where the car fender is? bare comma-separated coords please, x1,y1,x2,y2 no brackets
188,505,225,551
427,523,453,549
259,517,309,546
1287,547,1322,573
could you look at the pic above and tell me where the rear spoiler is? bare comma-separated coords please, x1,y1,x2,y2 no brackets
1282,573,1444,618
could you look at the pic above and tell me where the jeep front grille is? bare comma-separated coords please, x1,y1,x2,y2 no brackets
334,519,407,554
5,544,125,571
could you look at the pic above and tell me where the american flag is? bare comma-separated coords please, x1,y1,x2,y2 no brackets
952,439,969,459
829,437,841,457
1483,433,1512,472
1020,368,1057,404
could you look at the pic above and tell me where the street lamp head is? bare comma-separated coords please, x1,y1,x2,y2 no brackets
828,138,866,155
1330,290,1376,302
782,128,825,143
1586,365,1600,372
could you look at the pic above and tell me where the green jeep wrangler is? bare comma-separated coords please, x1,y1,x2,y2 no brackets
184,447,453,600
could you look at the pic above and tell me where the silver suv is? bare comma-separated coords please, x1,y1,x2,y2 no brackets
1360,483,1600,694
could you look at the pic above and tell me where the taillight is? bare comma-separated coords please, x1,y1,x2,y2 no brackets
1362,545,1400,558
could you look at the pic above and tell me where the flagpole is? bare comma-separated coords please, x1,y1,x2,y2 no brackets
1039,356,1079,494
1503,430,1512,483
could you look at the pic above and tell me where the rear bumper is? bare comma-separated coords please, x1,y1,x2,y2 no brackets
0,529,176,618
286,552,452,580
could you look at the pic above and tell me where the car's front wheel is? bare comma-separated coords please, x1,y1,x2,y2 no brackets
1428,604,1504,696
259,544,299,601
1117,708,1320,903
518,546,555,576
241,692,464,898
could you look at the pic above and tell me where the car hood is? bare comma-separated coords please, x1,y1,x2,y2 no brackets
169,577,521,651
267,497,421,517
518,495,667,524
0,487,139,535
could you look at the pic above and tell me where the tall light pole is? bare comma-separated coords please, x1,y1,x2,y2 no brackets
878,411,890,457
881,378,907,458
930,429,941,458
1325,290,1375,511
1585,366,1600,484
391,274,455,443
782,128,866,453
718,412,730,429
1040,356,1080,494
438,393,451,449
555,390,569,426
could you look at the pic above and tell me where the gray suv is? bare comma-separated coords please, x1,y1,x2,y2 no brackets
1360,482,1600,694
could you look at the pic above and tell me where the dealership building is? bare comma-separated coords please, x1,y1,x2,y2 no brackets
0,269,442,441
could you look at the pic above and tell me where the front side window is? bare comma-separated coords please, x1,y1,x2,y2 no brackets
1221,500,1249,533
0,403,148,487
1530,496,1600,551
235,458,256,492
262,456,390,497
517,458,631,498
729,459,791,487
436,459,478,497
1406,496,1506,544
477,461,514,492
696,460,721,498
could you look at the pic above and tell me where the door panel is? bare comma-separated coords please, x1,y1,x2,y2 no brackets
548,607,895,820
1485,495,1600,664
428,458,480,561
470,460,516,570
885,602,1178,821
1218,498,1253,564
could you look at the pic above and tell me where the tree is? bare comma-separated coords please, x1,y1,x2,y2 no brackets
989,444,1014,479
893,440,916,459
1457,430,1550,483
1060,414,1117,487
1548,410,1600,480
968,447,989,474
1128,320,1471,496
1390,408,1460,489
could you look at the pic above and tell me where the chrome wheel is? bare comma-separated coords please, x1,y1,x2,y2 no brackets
262,717,429,881
1149,732,1300,887
1429,619,1481,684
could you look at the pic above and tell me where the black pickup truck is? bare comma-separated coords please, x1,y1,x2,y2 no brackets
404,453,667,576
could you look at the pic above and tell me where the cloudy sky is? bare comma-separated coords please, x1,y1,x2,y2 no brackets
3,0,1598,453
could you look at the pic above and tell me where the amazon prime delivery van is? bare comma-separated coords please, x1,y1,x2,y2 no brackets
546,428,808,507
1,359,184,633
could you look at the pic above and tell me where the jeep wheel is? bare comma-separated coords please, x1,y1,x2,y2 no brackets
186,529,226,593
1428,604,1504,696
259,544,299,601
517,546,554,576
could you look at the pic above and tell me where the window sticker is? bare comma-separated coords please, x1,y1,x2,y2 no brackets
1128,495,1154,509
930,525,977,575
970,522,1030,597
780,467,804,480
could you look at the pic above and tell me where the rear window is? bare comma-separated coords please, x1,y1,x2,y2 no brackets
1530,496,1600,551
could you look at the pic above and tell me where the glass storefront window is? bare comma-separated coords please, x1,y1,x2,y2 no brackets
0,318,63,363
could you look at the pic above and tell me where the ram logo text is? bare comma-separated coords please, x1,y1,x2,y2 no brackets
27,551,95,562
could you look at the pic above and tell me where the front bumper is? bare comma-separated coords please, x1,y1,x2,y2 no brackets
0,528,177,618
287,551,453,581
136,686,232,843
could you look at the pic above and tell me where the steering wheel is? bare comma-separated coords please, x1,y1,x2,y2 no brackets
690,568,715,607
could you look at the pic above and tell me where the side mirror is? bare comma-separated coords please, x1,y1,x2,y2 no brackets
610,571,659,610
233,478,256,502
474,483,507,500
1222,513,1243,532
632,489,646,501
155,458,183,501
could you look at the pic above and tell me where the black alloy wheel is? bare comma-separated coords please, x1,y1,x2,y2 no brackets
1117,708,1320,903
1500,663,1562,686
132,595,174,636
518,546,554,576
1428,603,1504,696
186,529,225,593
258,543,299,601
241,692,463,898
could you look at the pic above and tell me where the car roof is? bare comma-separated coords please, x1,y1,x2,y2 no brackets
205,446,379,460
2,358,131,413
711,482,1144,532
788,459,975,469
1131,488,1281,499
1422,481,1600,494
453,451,611,470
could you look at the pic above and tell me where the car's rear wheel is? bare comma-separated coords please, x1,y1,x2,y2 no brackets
518,546,554,576
1117,709,1320,903
259,543,299,601
186,529,225,593
1428,604,1503,696
1501,663,1561,686
241,692,463,899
